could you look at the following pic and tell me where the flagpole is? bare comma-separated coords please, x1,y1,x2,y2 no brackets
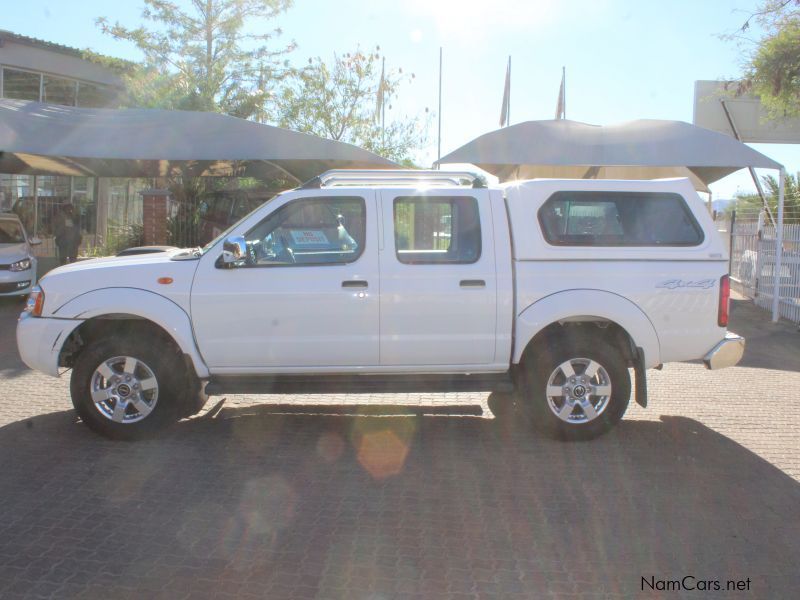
381,56,386,150
562,66,566,119
437,47,442,169
507,56,511,126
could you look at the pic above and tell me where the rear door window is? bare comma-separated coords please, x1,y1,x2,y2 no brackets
393,196,481,264
538,191,704,246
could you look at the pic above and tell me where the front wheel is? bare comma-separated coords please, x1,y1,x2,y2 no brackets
70,337,186,440
519,336,631,440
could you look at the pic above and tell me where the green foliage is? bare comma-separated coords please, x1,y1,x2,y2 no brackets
97,0,295,119
83,223,144,257
165,176,293,247
749,19,800,116
276,48,430,164
77,49,138,77
737,1,800,117
726,172,800,223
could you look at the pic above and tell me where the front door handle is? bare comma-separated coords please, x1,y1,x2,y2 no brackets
342,280,368,288
460,279,486,288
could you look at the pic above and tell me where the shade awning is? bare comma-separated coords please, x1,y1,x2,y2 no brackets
438,119,782,191
0,100,397,182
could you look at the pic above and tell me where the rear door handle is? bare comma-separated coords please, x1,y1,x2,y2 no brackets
460,279,486,288
342,280,368,288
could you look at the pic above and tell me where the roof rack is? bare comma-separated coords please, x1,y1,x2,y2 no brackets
300,169,486,189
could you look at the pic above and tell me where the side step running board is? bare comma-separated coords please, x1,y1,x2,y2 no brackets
205,373,515,396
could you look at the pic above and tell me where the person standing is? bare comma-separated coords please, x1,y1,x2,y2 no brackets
54,203,82,265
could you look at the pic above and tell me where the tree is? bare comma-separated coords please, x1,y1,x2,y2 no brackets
726,172,800,223
734,1,800,117
97,0,295,119
276,48,430,164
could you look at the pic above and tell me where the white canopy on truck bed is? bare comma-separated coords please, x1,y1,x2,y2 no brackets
438,118,781,191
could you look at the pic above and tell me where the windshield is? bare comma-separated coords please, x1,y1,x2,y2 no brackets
0,220,25,244
200,192,280,255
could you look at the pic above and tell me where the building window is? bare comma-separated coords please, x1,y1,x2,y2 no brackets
43,75,77,106
2,68,40,101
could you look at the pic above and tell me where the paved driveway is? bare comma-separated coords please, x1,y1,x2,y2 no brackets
0,297,798,599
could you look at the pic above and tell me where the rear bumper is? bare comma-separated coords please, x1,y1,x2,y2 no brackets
703,333,745,370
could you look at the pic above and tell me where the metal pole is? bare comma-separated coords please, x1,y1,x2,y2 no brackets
32,175,38,238
507,56,511,126
437,47,442,169
563,66,566,119
729,209,736,276
771,167,785,322
381,57,385,151
720,99,775,227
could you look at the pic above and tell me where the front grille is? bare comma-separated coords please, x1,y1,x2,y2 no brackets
0,281,30,293
0,264,11,270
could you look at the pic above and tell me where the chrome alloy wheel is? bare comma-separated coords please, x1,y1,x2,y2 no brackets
545,358,612,424
90,356,159,424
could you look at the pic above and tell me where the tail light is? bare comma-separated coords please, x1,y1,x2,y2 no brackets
718,275,730,328
24,285,45,317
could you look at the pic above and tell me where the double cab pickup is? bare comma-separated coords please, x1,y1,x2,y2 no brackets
17,170,744,440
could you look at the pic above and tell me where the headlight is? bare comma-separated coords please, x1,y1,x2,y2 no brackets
10,258,31,272
24,285,44,316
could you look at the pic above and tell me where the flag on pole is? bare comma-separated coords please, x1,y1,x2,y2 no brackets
555,67,565,119
375,59,386,123
499,57,510,127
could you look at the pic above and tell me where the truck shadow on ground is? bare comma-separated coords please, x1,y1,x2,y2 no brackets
1,401,798,598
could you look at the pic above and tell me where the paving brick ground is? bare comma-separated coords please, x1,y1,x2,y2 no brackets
0,296,798,599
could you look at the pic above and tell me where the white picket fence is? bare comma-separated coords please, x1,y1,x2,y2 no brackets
729,217,800,324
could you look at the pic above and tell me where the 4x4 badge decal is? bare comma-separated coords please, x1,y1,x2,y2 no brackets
657,279,716,290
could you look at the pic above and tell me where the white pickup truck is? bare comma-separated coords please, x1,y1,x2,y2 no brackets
16,170,744,441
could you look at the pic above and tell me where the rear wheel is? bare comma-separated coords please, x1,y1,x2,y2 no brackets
519,335,631,440
70,336,187,440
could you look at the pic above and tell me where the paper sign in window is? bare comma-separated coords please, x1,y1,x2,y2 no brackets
290,230,329,245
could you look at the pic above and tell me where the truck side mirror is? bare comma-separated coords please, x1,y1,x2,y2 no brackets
222,236,247,266
29,237,42,246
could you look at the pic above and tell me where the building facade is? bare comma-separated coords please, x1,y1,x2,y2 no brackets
0,30,148,263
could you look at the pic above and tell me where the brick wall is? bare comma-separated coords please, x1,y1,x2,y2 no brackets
142,190,170,246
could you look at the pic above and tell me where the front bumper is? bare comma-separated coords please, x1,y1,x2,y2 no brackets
703,333,745,370
0,269,34,296
16,313,82,377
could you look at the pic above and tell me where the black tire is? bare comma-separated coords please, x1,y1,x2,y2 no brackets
518,334,631,441
180,379,209,419
487,391,516,418
70,336,187,440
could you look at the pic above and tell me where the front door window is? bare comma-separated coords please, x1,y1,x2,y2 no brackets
244,196,365,266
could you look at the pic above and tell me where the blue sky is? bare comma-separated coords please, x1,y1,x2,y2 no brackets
1,0,796,198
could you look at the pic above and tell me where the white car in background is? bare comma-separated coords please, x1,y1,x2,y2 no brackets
0,213,40,298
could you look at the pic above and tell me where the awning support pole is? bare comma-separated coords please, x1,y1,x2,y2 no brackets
771,167,785,322
720,99,776,227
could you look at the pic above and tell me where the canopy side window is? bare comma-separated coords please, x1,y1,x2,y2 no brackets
538,191,704,247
